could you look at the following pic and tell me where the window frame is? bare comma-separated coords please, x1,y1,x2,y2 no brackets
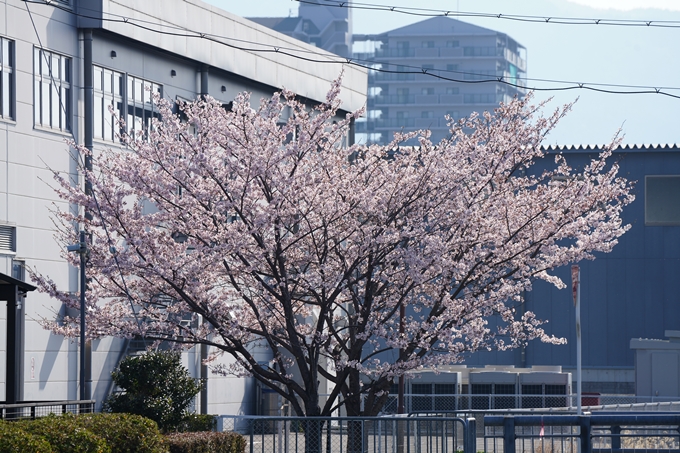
0,37,15,120
34,47,72,132
92,65,163,143
645,175,680,226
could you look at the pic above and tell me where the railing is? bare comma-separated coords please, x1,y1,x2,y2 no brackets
484,413,680,453
219,415,475,453
379,394,680,414
0,400,96,420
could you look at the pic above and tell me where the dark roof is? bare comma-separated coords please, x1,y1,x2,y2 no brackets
0,272,37,294
248,16,303,33
542,143,680,153
386,16,499,37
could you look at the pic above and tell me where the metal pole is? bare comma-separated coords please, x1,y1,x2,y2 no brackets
79,231,87,401
572,265,582,415
398,302,405,415
397,304,406,453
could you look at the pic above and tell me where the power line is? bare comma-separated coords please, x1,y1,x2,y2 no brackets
299,0,680,28
24,0,680,99
25,0,148,342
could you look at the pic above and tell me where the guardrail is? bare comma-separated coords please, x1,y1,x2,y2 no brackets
219,415,475,453
484,413,680,453
0,400,96,420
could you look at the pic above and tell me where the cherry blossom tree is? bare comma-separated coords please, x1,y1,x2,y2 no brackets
34,78,633,422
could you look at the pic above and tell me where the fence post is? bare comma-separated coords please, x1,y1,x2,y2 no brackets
250,417,254,453
579,416,592,453
611,425,621,451
466,417,477,453
503,416,515,453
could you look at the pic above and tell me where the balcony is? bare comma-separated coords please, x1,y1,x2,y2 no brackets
368,46,522,63
369,72,416,82
372,94,416,105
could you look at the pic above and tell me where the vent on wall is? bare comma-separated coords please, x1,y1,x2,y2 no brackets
0,225,16,253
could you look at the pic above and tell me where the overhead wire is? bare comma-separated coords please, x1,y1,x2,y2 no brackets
23,0,680,99
299,0,680,28
25,0,149,343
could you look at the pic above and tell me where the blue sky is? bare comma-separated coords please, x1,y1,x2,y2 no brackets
206,0,680,146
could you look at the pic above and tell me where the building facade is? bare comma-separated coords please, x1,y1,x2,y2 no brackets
463,144,680,395
0,0,365,413
354,16,527,145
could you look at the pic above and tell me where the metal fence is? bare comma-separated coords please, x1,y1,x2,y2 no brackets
0,400,95,420
380,394,680,413
219,415,475,453
484,414,680,453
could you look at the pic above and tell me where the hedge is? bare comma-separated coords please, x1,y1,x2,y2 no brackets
0,421,53,453
14,414,110,453
176,414,217,433
5,413,167,453
73,413,167,453
165,431,246,453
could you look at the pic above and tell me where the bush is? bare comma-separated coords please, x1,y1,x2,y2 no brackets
73,413,167,453
104,350,202,432
0,421,53,453
165,432,246,453
177,414,217,432
14,414,110,453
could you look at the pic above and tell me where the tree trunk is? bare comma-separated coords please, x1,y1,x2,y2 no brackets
346,419,369,453
344,374,368,453
303,418,325,453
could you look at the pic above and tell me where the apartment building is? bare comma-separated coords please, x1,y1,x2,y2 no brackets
355,16,526,145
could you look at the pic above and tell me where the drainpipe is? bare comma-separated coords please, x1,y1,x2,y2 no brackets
199,64,209,415
82,28,94,402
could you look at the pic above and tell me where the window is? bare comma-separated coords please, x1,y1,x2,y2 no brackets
446,87,460,95
93,67,162,141
421,111,434,118
446,110,459,120
446,40,460,48
446,64,459,72
0,37,14,120
12,259,25,281
34,48,71,131
94,66,124,142
126,75,162,140
645,176,680,226
421,87,434,95
421,41,435,48
0,225,16,254
421,64,434,71
396,88,409,104
396,41,410,57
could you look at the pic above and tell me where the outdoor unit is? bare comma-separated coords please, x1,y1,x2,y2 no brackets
468,371,518,410
519,372,571,408
408,371,462,413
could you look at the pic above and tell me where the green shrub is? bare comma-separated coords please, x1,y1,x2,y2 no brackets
177,414,217,432
0,421,53,453
74,413,167,453
14,414,110,453
165,431,246,453
104,350,202,432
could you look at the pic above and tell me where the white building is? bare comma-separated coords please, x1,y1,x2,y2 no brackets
0,0,365,414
